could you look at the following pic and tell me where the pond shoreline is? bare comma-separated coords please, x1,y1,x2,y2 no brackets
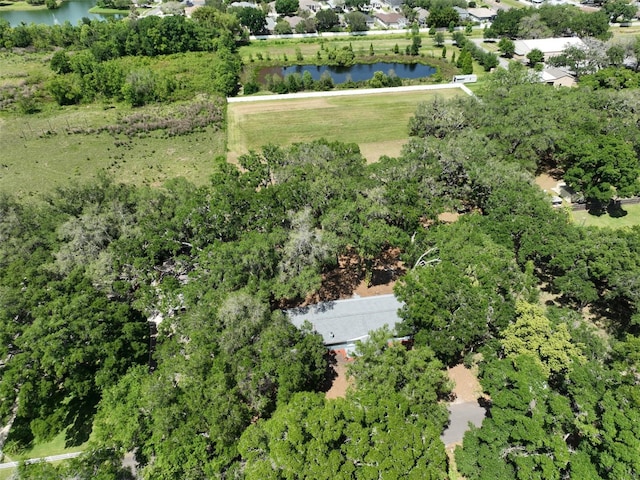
0,0,67,12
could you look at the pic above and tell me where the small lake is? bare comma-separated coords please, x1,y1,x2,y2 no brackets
0,0,112,26
264,62,437,84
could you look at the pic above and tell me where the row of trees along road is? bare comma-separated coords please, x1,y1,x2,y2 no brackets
2,58,640,477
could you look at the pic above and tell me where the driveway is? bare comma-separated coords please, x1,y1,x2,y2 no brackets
441,401,487,446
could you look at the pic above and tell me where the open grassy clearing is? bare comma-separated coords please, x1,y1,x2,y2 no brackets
0,51,53,88
227,88,464,162
571,203,640,229
0,102,226,201
241,34,466,65
3,431,87,463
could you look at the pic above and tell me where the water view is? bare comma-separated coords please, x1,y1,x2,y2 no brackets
275,62,437,84
0,0,111,26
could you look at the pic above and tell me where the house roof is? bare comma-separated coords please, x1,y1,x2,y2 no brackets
299,0,320,8
287,294,404,346
514,37,584,56
541,66,573,81
375,12,405,24
285,15,304,27
229,1,259,7
467,7,496,19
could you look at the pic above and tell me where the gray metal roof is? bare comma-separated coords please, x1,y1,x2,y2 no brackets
287,294,404,346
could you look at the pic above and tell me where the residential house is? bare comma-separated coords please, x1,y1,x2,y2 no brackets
230,1,259,7
374,12,407,28
541,66,576,87
453,6,470,21
299,0,321,13
513,37,585,60
287,294,407,356
382,0,403,12
467,7,497,22
415,7,429,25
285,15,304,28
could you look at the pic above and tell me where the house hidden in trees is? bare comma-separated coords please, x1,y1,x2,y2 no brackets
287,294,408,356
541,66,575,87
514,37,585,60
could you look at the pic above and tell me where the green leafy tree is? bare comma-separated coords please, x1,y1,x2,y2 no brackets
233,6,267,34
434,31,445,47
345,11,368,32
560,133,640,204
456,355,574,480
395,221,534,364
501,302,586,379
315,9,339,32
526,48,544,67
602,0,637,21
427,6,459,28
498,37,515,58
274,18,293,34
275,0,298,15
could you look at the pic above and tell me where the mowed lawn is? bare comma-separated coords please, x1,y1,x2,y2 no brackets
227,89,464,163
572,203,640,229
0,104,226,201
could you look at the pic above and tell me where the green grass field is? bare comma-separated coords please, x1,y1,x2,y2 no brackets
0,103,226,201
571,203,640,229
0,51,53,88
240,34,467,67
227,88,465,163
0,430,88,479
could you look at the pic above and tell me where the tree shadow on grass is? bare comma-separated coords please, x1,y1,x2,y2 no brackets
607,201,628,218
3,417,34,456
63,399,97,448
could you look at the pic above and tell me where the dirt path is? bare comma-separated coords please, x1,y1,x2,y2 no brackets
325,352,353,400
535,173,559,192
447,364,482,403
442,364,486,449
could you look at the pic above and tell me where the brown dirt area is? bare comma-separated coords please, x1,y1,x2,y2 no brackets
303,247,406,306
535,173,560,192
359,140,405,163
447,364,482,403
325,352,353,400
438,212,460,223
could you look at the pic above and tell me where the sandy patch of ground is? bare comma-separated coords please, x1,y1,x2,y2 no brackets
359,140,405,163
448,364,482,403
353,279,396,297
325,352,353,400
438,212,460,223
535,173,559,192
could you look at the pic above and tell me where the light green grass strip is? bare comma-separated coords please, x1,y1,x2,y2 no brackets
571,203,640,229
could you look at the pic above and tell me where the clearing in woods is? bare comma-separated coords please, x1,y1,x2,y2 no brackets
227,88,464,163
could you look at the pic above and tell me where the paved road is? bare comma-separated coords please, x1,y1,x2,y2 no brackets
470,38,510,69
0,452,83,470
441,401,487,446
228,82,474,103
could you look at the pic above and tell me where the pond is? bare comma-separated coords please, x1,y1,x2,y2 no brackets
0,0,113,26
261,62,437,84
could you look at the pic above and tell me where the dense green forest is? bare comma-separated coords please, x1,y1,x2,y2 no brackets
1,62,640,477
1,9,640,477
